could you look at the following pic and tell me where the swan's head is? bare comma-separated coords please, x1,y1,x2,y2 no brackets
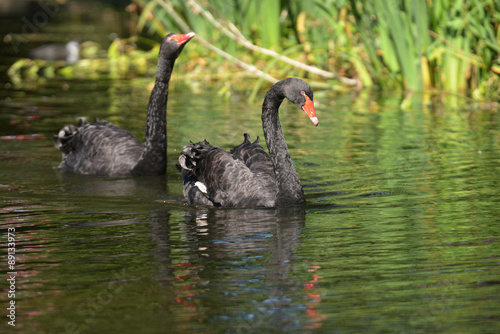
160,32,196,58
282,78,318,126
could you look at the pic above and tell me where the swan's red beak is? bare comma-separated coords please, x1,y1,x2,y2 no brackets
302,94,318,126
168,32,196,45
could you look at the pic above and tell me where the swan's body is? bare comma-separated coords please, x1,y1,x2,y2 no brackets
54,32,195,177
178,78,318,208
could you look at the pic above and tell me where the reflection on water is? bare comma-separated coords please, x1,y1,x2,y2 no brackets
1,75,500,333
55,173,167,198
148,208,309,332
180,207,304,279
1,85,500,332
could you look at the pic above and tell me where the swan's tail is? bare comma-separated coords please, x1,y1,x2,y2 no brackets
53,118,89,154
177,140,218,206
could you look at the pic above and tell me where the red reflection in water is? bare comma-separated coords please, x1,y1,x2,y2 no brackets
303,265,327,330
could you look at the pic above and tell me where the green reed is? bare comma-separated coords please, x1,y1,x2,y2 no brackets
13,0,499,99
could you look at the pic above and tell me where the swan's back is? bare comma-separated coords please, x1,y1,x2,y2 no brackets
230,134,275,176
178,139,277,208
55,119,144,176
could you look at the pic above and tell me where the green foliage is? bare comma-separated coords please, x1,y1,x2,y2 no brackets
8,0,499,100
131,0,499,99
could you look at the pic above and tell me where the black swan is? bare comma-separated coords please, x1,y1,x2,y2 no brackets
178,77,318,208
54,32,195,177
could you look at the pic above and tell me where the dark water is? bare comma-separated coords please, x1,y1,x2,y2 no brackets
2,78,500,334
2,2,500,334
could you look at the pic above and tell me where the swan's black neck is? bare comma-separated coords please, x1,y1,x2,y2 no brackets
262,83,305,206
132,57,174,175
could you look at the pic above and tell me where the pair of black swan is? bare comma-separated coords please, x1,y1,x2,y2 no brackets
55,32,318,208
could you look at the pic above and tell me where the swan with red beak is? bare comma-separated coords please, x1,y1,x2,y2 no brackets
178,77,319,208
54,32,195,176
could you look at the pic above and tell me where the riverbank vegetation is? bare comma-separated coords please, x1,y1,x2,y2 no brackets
8,0,500,102
133,0,500,99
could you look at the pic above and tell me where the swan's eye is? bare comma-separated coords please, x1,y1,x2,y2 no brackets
300,91,306,96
